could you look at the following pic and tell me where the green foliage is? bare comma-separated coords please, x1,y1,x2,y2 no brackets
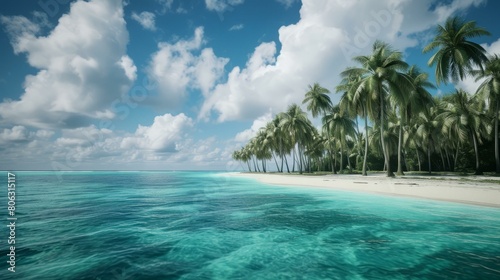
232,16,497,175
423,16,490,85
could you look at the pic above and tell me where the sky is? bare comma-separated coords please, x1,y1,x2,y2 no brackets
0,0,499,171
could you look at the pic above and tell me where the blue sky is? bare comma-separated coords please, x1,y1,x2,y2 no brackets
1,0,499,171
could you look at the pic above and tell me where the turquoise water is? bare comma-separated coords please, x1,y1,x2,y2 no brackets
2,171,500,279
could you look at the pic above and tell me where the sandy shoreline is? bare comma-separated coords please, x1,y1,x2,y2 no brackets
230,172,500,208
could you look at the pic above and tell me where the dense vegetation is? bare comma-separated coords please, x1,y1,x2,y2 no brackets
232,16,500,176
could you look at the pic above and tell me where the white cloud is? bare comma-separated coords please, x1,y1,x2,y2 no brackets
157,0,173,13
0,15,41,41
456,38,500,93
205,0,244,12
56,125,113,147
0,126,31,142
0,126,54,146
234,112,273,142
147,27,229,108
199,0,488,123
121,113,193,152
131,11,156,31
0,117,232,170
276,0,297,8
434,0,486,22
0,0,136,129
229,24,244,31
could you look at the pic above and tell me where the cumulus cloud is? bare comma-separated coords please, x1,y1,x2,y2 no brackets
456,38,500,93
56,125,113,147
0,0,136,129
0,126,32,143
131,11,156,31
121,113,193,153
198,0,488,123
0,113,225,169
229,24,244,31
234,112,273,142
433,0,486,22
205,0,244,12
147,27,229,108
0,125,54,148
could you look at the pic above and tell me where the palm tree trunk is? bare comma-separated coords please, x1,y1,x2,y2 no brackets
272,152,280,172
333,150,338,174
280,153,284,173
246,161,252,172
292,148,296,173
284,154,290,173
495,99,499,173
427,141,432,174
298,145,303,174
317,155,322,172
347,146,353,172
417,149,422,172
279,139,284,173
402,149,411,171
472,131,482,175
254,156,260,172
362,113,369,176
454,141,460,172
355,116,362,171
379,90,393,177
340,142,344,173
397,116,404,175
330,152,333,173
445,147,452,172
439,149,445,171
307,155,310,173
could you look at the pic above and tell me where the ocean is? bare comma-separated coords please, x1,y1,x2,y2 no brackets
2,171,500,279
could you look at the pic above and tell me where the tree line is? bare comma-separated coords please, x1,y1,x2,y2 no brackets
232,16,500,176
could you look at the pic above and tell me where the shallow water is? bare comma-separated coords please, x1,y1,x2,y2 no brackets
2,171,500,279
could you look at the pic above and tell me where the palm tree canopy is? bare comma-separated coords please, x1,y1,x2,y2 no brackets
341,41,414,121
322,105,357,144
423,16,490,85
336,74,367,118
439,89,490,143
474,54,500,112
302,83,332,118
279,104,314,145
401,65,436,117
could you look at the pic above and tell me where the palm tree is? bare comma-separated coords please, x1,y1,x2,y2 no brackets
405,119,424,172
321,127,339,174
303,83,333,118
322,105,356,173
341,41,412,177
233,147,253,172
371,109,399,172
271,114,293,173
439,90,491,174
245,141,259,172
254,129,273,172
474,55,500,173
279,104,314,174
423,16,490,85
416,106,441,174
232,149,243,170
264,121,282,172
307,133,326,172
393,66,435,175
337,73,374,175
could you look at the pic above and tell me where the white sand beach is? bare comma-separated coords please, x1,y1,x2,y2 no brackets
232,173,500,208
